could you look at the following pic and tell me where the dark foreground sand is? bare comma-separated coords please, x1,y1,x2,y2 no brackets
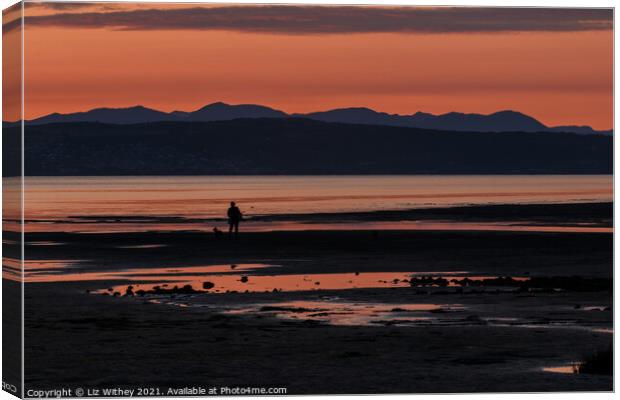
11,203,614,394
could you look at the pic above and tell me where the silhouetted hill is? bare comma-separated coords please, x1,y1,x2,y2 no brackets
292,107,402,126
186,102,287,121
5,119,611,176
16,102,287,126
548,125,613,135
299,109,549,132
10,102,611,135
411,110,547,132
28,106,173,125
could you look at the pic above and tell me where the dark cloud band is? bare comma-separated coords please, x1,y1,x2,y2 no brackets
7,5,614,34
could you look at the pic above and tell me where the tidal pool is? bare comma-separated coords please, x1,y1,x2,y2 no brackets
222,300,466,326
95,270,531,296
542,365,579,374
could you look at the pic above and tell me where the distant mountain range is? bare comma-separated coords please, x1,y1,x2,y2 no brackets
8,102,612,135
3,118,612,176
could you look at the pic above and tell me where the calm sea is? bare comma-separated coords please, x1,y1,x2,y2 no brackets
3,175,612,233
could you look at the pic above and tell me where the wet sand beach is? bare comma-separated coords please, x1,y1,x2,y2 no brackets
7,202,613,393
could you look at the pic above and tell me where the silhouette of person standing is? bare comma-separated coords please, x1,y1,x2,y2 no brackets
227,201,243,236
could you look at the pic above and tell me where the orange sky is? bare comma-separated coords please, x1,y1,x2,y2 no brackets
14,4,614,129
3,4,22,122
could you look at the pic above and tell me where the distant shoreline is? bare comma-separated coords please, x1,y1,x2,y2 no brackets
12,173,617,177
13,171,615,177
5,119,612,176
250,201,613,223
12,202,611,235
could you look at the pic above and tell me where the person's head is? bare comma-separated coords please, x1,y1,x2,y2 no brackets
230,201,236,207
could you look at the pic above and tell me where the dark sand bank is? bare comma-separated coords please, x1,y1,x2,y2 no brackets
21,229,612,277
9,202,613,393
255,202,613,226
24,202,613,229
25,284,612,394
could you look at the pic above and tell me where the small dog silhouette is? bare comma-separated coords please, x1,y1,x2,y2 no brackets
213,227,224,238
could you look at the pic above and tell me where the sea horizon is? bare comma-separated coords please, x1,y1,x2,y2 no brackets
2,174,611,234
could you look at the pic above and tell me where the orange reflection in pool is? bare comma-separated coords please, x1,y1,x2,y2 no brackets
23,263,277,283
542,365,578,374
224,300,466,326
94,270,527,296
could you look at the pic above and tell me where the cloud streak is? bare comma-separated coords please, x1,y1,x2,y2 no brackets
27,2,97,11
12,5,613,35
